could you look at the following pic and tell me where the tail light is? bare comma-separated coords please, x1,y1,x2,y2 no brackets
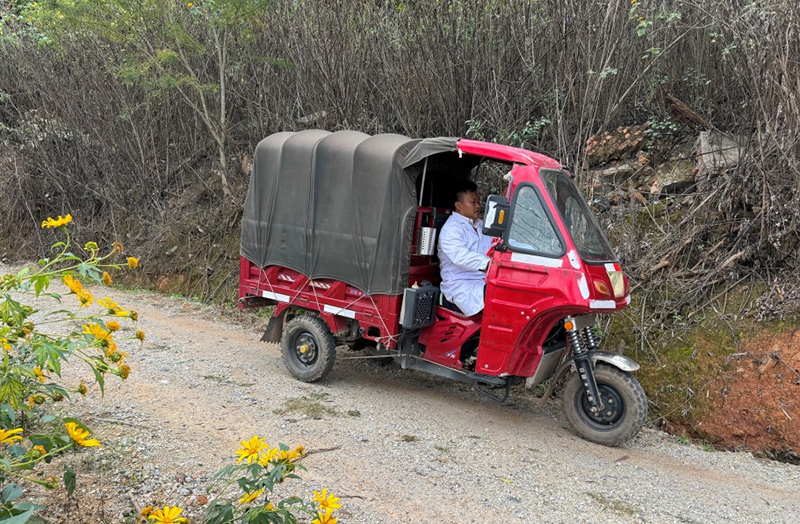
593,280,611,297
605,263,625,298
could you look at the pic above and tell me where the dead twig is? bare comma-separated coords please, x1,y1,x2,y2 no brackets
305,445,342,456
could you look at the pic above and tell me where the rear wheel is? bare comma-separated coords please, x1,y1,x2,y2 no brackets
562,364,647,446
281,315,336,382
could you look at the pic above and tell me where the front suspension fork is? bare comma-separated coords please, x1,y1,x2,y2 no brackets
565,316,604,412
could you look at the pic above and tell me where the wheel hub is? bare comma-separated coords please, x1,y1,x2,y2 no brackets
580,383,624,426
294,333,318,365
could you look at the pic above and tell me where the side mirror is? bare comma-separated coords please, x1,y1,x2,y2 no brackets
482,195,510,237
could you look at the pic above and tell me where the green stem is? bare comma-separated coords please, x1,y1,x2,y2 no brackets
11,443,73,469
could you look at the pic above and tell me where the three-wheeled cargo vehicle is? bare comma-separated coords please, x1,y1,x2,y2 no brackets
239,130,647,445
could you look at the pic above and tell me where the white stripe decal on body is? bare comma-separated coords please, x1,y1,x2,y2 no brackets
578,274,590,299
323,304,356,319
510,252,563,268
262,290,289,302
590,299,616,309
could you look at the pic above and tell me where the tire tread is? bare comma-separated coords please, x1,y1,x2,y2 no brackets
280,315,336,382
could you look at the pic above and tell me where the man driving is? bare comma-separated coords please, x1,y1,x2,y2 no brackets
438,180,493,316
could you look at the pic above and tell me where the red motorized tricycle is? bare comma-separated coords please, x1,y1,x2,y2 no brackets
239,130,646,446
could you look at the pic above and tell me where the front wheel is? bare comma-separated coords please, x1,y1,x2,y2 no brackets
281,315,336,382
562,364,647,446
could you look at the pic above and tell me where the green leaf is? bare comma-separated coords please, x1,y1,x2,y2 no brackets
35,342,66,377
42,383,69,401
0,506,36,524
0,404,16,426
2,483,23,503
0,377,25,410
63,466,75,496
203,500,235,524
0,294,26,327
30,275,50,296
210,464,238,483
7,445,26,459
91,364,105,396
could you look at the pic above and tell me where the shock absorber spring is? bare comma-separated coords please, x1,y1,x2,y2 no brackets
568,328,586,355
583,325,599,352
564,316,604,412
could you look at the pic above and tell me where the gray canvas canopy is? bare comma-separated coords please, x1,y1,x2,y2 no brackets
241,130,460,295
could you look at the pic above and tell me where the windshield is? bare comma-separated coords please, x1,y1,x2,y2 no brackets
507,185,564,257
541,170,617,262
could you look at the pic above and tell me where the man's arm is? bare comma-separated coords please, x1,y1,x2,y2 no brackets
439,222,490,272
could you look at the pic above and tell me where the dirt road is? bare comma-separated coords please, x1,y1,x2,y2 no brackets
23,283,800,523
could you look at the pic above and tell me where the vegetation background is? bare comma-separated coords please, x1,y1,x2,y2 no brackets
1,0,799,457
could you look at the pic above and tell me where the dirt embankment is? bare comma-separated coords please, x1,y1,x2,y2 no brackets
695,331,800,462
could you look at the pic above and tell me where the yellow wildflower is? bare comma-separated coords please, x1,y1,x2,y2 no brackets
102,272,112,285
41,214,73,229
147,506,187,524
0,428,23,445
313,489,342,512
65,422,101,447
257,447,280,466
26,397,35,408
127,257,139,269
129,309,139,321
106,342,130,363
83,323,110,342
264,502,276,512
118,364,131,380
236,435,268,464
0,338,10,352
98,297,118,309
135,330,146,341
139,505,154,523
106,320,120,331
112,241,124,253
84,241,99,252
312,509,338,524
63,275,83,294
33,366,47,383
289,445,306,461
238,487,265,505
98,297,122,315
32,444,46,457
77,288,94,307
77,379,87,396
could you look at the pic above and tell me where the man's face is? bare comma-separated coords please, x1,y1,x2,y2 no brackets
455,190,481,221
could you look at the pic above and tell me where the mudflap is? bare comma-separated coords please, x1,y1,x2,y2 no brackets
261,308,287,343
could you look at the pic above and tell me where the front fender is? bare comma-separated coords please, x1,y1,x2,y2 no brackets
535,351,639,407
591,350,639,372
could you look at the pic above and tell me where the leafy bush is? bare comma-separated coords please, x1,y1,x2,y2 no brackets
0,215,142,522
142,436,341,524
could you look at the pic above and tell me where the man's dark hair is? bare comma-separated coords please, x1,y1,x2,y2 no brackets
453,179,478,205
